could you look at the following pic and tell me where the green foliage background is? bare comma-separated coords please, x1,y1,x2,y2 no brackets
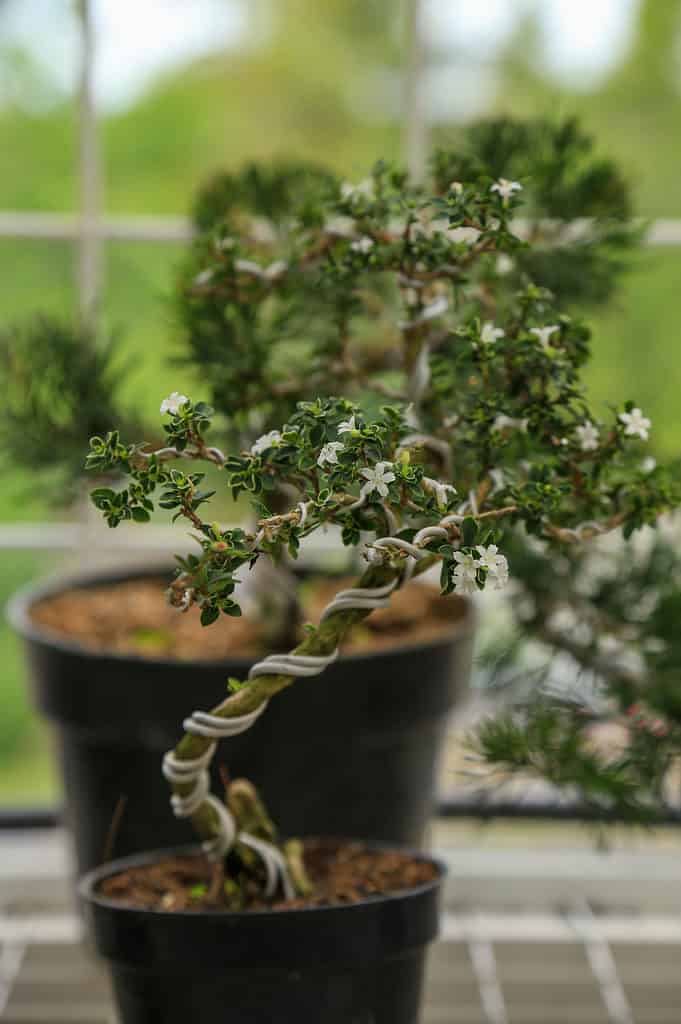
1,0,679,801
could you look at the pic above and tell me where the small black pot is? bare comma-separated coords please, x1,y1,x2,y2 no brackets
80,844,444,1024
9,564,475,874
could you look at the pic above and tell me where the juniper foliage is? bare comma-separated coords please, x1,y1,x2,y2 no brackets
0,316,138,495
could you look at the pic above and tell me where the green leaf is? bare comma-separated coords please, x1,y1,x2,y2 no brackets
200,606,220,627
462,516,478,548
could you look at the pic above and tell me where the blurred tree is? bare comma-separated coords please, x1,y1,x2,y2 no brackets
604,0,681,107
0,316,141,496
491,0,681,217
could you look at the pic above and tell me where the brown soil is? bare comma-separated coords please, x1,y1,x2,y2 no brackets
30,575,466,662
97,840,438,913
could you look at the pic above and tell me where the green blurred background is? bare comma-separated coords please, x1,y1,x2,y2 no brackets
1,0,680,802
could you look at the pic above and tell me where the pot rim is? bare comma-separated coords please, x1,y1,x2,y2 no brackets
7,560,476,670
78,841,446,922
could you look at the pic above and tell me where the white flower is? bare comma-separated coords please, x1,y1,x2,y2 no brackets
575,421,600,452
453,550,480,581
490,178,523,202
422,217,449,238
250,430,282,455
425,218,480,245
476,544,507,574
453,572,479,596
193,269,213,286
317,442,345,468
493,414,528,433
641,456,657,473
234,258,264,278
496,253,514,275
448,225,481,245
324,216,356,238
530,325,560,351
341,179,374,200
449,181,463,194
338,415,357,434
477,545,509,590
480,321,504,345
359,462,396,498
452,551,481,594
160,392,189,416
619,407,651,441
350,235,374,254
250,216,277,245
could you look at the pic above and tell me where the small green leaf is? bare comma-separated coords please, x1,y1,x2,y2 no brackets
462,516,477,548
200,606,220,627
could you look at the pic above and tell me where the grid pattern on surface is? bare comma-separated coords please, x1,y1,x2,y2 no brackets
5,828,681,1023
4,911,681,1023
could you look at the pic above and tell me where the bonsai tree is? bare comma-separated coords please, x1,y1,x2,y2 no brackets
86,155,673,902
191,157,338,236
433,115,638,308
177,117,637,448
0,117,637,495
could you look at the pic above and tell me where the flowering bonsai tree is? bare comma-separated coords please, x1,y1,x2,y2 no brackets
0,117,635,496
176,117,636,448
86,155,673,902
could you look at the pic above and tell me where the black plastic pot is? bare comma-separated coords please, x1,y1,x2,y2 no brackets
9,564,475,874
80,844,444,1024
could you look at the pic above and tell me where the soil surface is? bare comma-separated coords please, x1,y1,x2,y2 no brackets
97,840,439,913
30,574,466,661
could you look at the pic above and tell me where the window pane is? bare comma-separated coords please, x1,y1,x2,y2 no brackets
0,239,77,806
585,246,681,458
0,553,59,807
104,241,193,416
0,1,78,211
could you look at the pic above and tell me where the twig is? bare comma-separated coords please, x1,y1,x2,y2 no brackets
101,794,127,865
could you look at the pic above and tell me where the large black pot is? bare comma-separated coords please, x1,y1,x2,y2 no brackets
8,564,475,874
80,844,444,1024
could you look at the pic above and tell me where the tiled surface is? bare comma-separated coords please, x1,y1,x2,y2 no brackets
4,830,681,1022
4,914,681,1022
